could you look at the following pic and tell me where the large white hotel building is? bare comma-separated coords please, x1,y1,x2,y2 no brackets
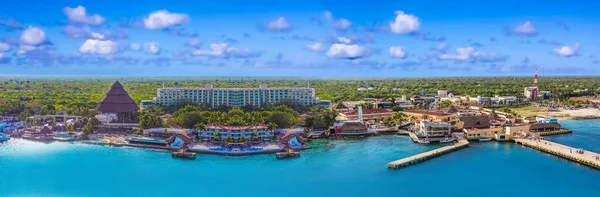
142,83,330,108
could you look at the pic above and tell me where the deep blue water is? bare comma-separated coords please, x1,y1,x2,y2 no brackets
1,120,600,197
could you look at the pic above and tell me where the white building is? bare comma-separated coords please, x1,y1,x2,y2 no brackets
437,90,448,97
417,121,452,138
149,83,321,108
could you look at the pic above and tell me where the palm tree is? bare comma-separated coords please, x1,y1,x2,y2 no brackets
250,132,258,141
213,131,222,141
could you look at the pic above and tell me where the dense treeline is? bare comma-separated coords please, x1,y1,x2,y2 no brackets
1,76,599,117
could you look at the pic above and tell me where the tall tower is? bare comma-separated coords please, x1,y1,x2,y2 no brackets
533,67,539,87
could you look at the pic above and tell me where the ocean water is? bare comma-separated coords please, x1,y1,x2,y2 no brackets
1,120,600,197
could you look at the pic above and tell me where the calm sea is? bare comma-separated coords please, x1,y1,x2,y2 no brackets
1,120,600,197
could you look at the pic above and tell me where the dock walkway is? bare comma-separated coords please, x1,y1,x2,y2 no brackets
388,140,469,169
515,138,600,169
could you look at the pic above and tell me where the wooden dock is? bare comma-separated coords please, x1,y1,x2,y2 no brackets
387,140,470,169
537,129,572,136
514,138,600,169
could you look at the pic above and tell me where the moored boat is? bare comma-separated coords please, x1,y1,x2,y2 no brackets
440,137,455,143
275,150,300,159
479,137,493,142
172,151,197,160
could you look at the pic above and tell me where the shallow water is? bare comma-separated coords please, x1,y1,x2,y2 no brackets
1,120,600,197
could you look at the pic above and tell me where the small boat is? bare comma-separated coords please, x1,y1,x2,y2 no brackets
440,138,455,143
276,150,300,159
172,151,197,160
0,133,10,142
479,137,493,142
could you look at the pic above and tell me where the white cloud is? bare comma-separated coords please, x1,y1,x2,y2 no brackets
337,37,351,44
513,21,537,36
91,32,105,39
63,25,90,39
553,43,580,57
192,43,260,58
0,53,4,58
130,43,141,51
266,17,291,32
333,18,352,30
325,43,367,59
186,39,202,48
306,42,324,52
389,11,420,34
20,26,47,46
439,47,506,62
389,46,406,58
323,11,352,30
439,47,475,61
143,10,189,30
144,42,160,54
434,43,449,52
63,6,105,25
79,39,119,55
0,42,10,52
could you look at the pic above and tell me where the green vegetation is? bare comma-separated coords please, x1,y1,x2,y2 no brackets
1,76,599,119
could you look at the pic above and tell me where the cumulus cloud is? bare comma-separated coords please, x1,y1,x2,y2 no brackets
265,17,292,32
389,46,406,58
143,10,189,30
553,43,580,57
0,42,10,52
325,43,367,59
192,43,261,58
79,39,119,55
306,42,324,52
143,42,160,54
63,6,105,25
20,26,47,46
323,11,352,30
62,25,127,40
389,11,420,34
513,21,538,36
439,47,507,63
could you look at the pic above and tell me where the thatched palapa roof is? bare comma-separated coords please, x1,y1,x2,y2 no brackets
446,105,459,114
95,81,139,114
456,116,491,129
340,121,368,132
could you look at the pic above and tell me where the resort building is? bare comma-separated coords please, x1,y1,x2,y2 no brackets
456,116,501,141
201,125,274,141
340,109,395,121
149,83,321,108
404,110,458,123
334,121,373,136
95,81,139,121
410,95,436,104
416,121,452,138
529,123,563,133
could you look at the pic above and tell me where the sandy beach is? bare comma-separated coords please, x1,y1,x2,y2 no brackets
542,108,600,120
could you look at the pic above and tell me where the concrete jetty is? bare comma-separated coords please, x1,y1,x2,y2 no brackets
388,140,469,169
515,138,600,169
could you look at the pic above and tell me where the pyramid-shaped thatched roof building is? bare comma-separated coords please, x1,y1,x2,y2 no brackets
95,81,139,114
446,105,459,114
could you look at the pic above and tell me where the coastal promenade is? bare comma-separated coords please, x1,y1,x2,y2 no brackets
515,138,600,169
388,139,469,169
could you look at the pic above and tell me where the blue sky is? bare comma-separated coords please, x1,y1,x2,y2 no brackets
0,0,598,77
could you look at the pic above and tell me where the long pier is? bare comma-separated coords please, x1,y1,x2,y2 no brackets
514,138,600,169
388,140,469,169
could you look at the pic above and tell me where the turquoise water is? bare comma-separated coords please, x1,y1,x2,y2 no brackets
1,120,600,197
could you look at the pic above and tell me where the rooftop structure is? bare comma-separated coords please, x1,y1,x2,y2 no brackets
96,81,139,114
335,121,371,136
151,83,320,108
417,121,452,138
